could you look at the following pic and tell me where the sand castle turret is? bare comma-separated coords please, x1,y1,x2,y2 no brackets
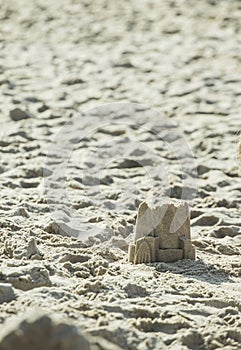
128,201,196,264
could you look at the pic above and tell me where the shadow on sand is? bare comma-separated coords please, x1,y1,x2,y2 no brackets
151,257,234,285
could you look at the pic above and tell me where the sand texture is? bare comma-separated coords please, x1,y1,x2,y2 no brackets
0,0,241,349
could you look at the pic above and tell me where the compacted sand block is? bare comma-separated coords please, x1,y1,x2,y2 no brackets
128,201,196,264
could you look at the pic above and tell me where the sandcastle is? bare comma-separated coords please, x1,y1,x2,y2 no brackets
128,201,196,264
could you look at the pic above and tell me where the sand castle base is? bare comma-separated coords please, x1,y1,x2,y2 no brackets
128,202,196,264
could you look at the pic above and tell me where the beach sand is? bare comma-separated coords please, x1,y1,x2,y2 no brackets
0,0,241,349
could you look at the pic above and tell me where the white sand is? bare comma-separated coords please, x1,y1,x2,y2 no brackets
0,0,241,349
